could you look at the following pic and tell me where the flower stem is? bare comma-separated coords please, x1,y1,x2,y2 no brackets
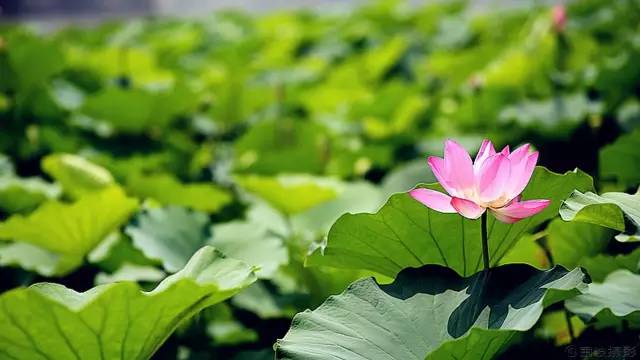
481,212,490,271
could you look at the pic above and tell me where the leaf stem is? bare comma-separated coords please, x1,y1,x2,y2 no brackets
481,211,490,271
564,307,576,342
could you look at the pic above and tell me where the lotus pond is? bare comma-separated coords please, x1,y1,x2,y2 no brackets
0,0,639,359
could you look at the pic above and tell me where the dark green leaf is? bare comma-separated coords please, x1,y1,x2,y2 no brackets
276,264,588,359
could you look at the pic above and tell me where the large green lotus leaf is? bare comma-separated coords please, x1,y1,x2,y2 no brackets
501,219,612,271
599,129,640,188
0,246,256,360
209,220,288,279
235,174,338,215
0,187,139,276
559,189,640,242
0,176,60,213
127,173,232,213
546,219,612,269
579,247,640,282
308,168,592,277
275,264,588,360
566,270,640,328
42,153,115,200
125,207,211,273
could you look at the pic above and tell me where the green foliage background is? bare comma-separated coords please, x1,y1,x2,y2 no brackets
0,0,639,358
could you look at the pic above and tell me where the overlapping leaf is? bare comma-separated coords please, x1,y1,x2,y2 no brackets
126,206,211,273
599,129,640,187
127,173,232,213
235,174,338,215
0,246,256,360
42,153,115,199
566,270,640,328
0,176,60,213
560,189,640,242
126,206,288,278
0,187,138,275
276,264,588,360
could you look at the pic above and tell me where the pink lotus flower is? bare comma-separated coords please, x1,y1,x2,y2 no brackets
409,139,550,223
552,5,567,32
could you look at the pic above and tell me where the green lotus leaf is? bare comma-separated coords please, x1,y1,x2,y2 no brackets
127,173,232,213
94,264,166,285
275,263,588,360
546,219,612,269
559,189,640,242
578,247,640,282
0,187,138,276
0,246,256,360
209,220,288,279
235,174,339,215
599,129,640,187
80,86,192,134
42,153,115,200
308,167,592,277
291,181,384,236
0,176,60,213
126,206,288,278
6,34,65,91
566,270,640,328
126,206,211,273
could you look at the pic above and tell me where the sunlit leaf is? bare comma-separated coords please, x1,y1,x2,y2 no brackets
566,270,640,329
127,173,232,213
235,174,338,215
0,187,138,275
126,206,210,273
0,246,256,359
276,264,587,359
560,189,640,242
209,220,288,279
42,153,114,199
0,176,60,214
